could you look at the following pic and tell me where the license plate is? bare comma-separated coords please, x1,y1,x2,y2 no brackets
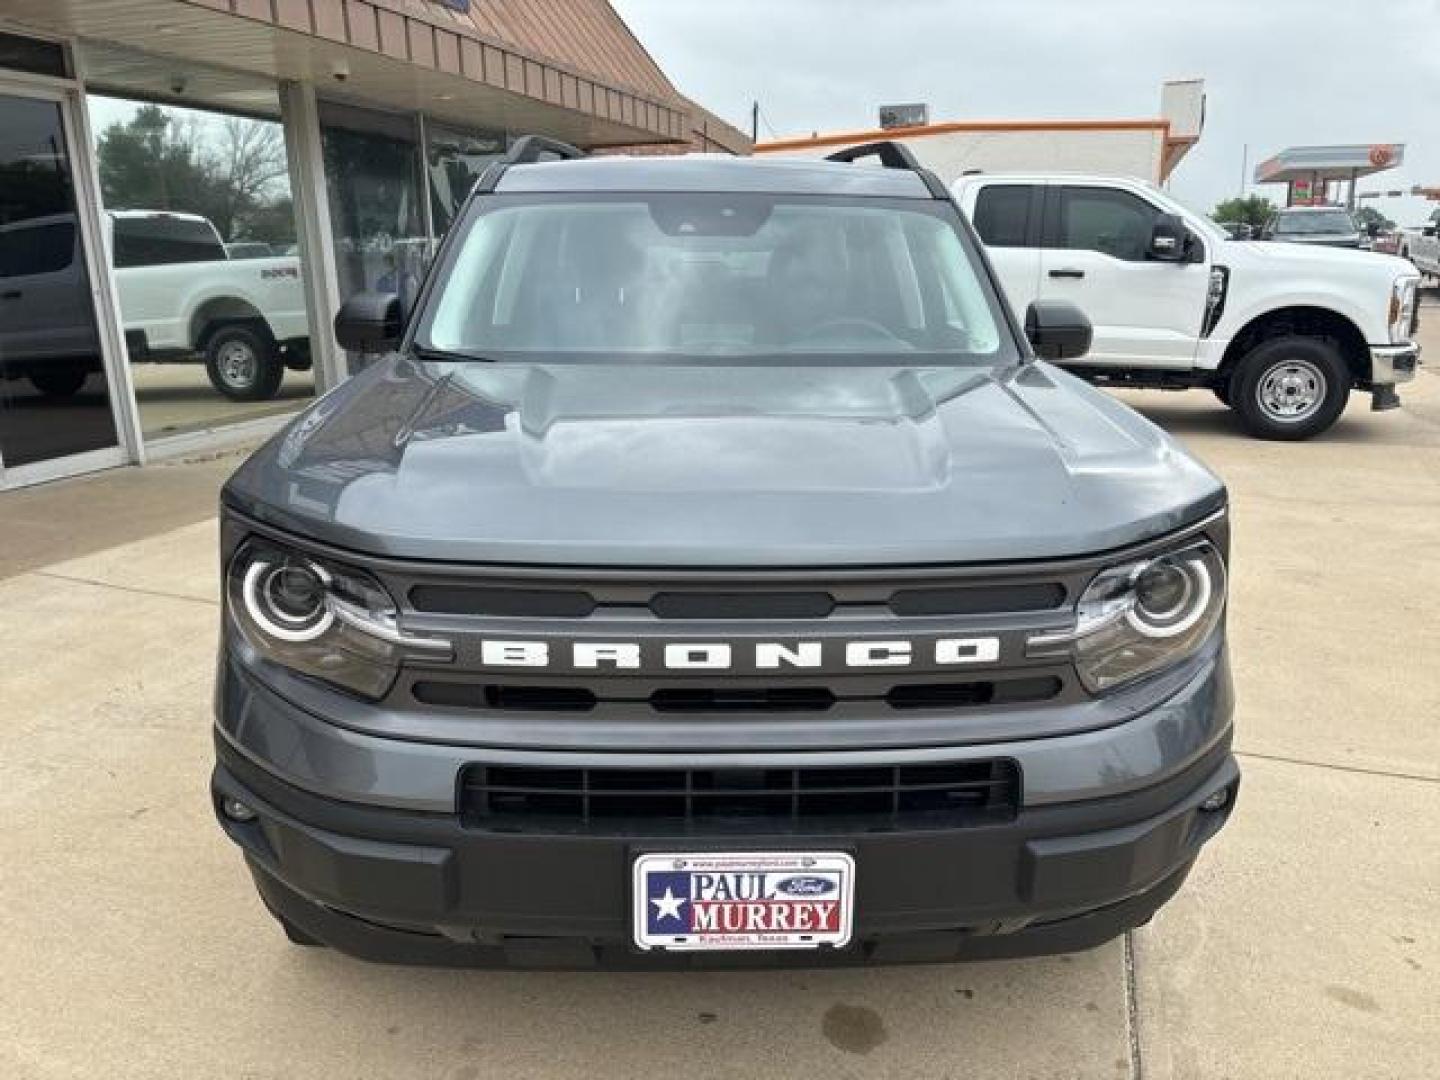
632,851,855,952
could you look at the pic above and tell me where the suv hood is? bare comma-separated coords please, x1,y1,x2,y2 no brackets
224,358,1225,567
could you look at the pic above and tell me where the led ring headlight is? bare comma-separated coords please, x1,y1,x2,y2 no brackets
241,557,334,643
1125,556,1213,639
1025,535,1227,693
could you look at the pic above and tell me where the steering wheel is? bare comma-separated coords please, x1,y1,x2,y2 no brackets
796,317,908,347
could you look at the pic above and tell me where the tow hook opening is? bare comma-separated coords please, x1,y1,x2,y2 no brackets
221,796,258,822
1199,786,1232,813
1371,385,1402,411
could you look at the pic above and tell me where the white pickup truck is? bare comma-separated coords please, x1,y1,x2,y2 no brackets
1397,207,1440,279
108,211,310,400
954,173,1422,439
0,210,309,403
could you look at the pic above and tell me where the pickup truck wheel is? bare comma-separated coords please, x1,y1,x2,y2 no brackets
28,368,89,398
1230,336,1350,440
205,325,284,402
1211,381,1232,407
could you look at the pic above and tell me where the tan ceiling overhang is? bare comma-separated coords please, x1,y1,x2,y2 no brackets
2,0,688,147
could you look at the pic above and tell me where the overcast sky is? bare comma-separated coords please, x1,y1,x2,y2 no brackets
614,0,1440,224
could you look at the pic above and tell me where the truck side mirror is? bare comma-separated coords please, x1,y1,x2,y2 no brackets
1148,214,1188,261
1024,300,1092,361
335,291,403,353
1424,225,1437,237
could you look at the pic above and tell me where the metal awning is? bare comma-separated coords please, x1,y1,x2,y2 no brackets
1,0,689,148
1254,144,1405,185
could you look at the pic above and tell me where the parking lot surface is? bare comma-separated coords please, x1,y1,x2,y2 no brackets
2,313,1437,1079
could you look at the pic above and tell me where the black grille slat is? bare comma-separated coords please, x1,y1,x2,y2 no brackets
412,682,598,711
649,687,835,712
888,583,1065,616
460,760,1019,835
649,591,835,619
886,676,1061,710
409,585,595,617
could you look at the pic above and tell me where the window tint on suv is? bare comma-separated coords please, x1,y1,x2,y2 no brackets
971,184,1035,248
0,218,74,277
1047,186,1159,261
111,214,226,267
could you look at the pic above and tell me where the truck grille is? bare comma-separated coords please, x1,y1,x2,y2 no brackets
459,759,1020,835
376,559,1097,722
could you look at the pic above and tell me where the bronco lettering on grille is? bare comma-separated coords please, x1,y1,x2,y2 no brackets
475,637,1001,671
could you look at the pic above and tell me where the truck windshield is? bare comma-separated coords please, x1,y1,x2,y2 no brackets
419,194,1015,366
1274,211,1356,235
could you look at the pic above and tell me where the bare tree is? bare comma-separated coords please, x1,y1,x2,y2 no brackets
205,117,289,240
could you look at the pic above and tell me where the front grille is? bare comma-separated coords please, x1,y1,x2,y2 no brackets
386,560,1096,722
459,759,1020,835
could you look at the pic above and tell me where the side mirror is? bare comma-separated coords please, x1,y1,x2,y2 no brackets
1149,213,1188,261
334,291,403,353
1024,300,1092,361
1424,225,1437,238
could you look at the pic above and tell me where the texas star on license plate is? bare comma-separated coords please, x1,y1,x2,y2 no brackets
632,852,855,952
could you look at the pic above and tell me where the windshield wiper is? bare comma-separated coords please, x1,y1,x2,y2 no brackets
410,343,495,363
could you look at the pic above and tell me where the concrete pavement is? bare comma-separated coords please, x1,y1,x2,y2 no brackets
1,345,1437,1077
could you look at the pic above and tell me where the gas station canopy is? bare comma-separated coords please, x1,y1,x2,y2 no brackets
1255,143,1405,184
1254,144,1405,207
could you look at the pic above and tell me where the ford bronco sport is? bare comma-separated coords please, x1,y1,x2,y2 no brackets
211,138,1238,967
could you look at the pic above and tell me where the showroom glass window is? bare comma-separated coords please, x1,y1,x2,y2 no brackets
0,93,119,470
427,124,507,237
318,101,429,355
86,81,312,441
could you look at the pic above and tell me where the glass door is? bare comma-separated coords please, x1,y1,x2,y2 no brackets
318,101,428,374
0,89,122,480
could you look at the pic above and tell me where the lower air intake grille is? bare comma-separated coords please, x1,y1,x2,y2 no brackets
459,759,1020,835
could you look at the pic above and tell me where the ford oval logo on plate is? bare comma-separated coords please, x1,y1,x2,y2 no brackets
775,875,836,897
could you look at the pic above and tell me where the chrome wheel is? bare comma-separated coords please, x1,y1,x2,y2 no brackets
216,339,259,389
1255,358,1326,423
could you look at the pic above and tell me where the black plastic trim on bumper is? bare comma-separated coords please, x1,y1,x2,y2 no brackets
249,852,1197,969
212,734,1237,967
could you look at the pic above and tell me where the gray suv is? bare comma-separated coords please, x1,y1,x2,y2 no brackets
211,138,1237,967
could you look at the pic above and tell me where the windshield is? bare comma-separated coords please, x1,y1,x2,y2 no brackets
419,194,1015,365
1273,210,1356,235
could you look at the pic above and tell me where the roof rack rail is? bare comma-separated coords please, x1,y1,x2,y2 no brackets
823,139,949,199
505,135,586,165
825,140,923,171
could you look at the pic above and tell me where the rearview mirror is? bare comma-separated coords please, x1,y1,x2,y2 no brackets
334,291,403,353
1149,214,1188,261
1024,300,1092,361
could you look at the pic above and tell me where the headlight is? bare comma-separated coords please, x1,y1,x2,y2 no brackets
1389,277,1418,343
226,538,451,699
1028,539,1227,693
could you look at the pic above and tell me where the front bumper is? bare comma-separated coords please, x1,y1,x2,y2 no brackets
1371,343,1421,386
211,650,1238,967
